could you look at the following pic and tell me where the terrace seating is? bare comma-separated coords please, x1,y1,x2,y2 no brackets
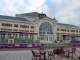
39,47,44,50
48,50,55,60
69,48,76,58
31,50,40,60
59,47,66,57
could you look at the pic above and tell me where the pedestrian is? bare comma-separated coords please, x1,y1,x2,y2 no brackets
55,40,57,43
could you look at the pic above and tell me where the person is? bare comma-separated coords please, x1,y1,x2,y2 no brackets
55,48,61,58
55,40,57,43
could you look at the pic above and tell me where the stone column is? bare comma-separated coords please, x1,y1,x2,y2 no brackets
53,23,57,43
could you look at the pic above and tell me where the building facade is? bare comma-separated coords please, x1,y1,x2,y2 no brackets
0,12,80,44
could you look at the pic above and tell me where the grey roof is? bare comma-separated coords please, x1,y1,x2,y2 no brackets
57,23,77,27
18,12,55,20
0,15,29,22
19,12,40,17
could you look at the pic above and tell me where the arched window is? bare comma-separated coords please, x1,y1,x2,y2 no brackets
39,22,53,34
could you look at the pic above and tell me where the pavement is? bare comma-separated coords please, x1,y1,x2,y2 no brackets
0,48,80,60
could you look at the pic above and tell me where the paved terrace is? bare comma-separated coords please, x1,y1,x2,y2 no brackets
0,48,80,60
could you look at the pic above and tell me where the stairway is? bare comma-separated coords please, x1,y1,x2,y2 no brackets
43,43,70,48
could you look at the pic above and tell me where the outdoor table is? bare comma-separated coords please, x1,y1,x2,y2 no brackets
54,48,61,55
39,50,49,60
65,48,73,58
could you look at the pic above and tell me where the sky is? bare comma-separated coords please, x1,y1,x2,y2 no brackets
0,0,80,26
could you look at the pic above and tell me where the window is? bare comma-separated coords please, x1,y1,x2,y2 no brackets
71,30,75,32
13,29,18,32
61,29,66,31
19,30,29,32
39,32,42,34
13,34,17,38
20,25,29,28
39,22,52,34
14,24,18,27
76,31,78,32
31,26,34,29
67,30,69,32
2,23,12,27
1,28,12,31
30,34,34,40
57,29,59,31
30,31,34,32
57,33,59,35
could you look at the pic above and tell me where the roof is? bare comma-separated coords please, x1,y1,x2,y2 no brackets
17,12,55,20
19,12,40,17
57,23,77,27
0,15,29,22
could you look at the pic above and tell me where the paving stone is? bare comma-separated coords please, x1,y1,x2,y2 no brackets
0,48,80,60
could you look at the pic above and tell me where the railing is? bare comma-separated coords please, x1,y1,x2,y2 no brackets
70,40,80,43
0,38,40,44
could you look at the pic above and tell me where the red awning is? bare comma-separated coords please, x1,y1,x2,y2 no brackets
0,31,38,35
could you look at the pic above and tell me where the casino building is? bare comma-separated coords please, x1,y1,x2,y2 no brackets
0,12,80,44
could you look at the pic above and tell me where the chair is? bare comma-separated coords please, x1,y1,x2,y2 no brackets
60,47,64,50
31,50,40,60
70,48,76,58
39,47,45,54
72,48,76,52
39,48,46,59
39,47,44,50
59,47,66,57
48,49,56,60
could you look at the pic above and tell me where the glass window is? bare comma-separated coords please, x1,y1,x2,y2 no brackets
71,30,75,32
14,24,18,27
39,32,42,34
20,25,29,28
39,22,52,34
47,32,49,34
2,23,12,27
61,29,66,31
31,26,34,29
13,29,18,32
19,30,29,32
43,32,45,34
57,29,59,31
1,29,12,31
47,36,48,41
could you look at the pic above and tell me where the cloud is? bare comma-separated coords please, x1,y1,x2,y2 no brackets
47,0,80,26
0,0,46,16
0,0,80,27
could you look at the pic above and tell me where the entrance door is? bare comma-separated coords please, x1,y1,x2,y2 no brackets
43,35,52,43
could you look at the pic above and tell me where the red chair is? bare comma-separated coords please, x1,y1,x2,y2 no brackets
59,47,66,57
31,50,40,60
39,47,44,50
60,47,64,50
70,48,76,54
39,47,45,54
48,49,57,60
70,48,76,58
72,48,76,52
48,52,55,60
53,49,57,54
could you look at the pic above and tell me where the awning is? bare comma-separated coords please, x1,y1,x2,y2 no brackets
0,31,38,35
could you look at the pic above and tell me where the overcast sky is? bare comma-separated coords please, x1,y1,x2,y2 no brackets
0,0,80,26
